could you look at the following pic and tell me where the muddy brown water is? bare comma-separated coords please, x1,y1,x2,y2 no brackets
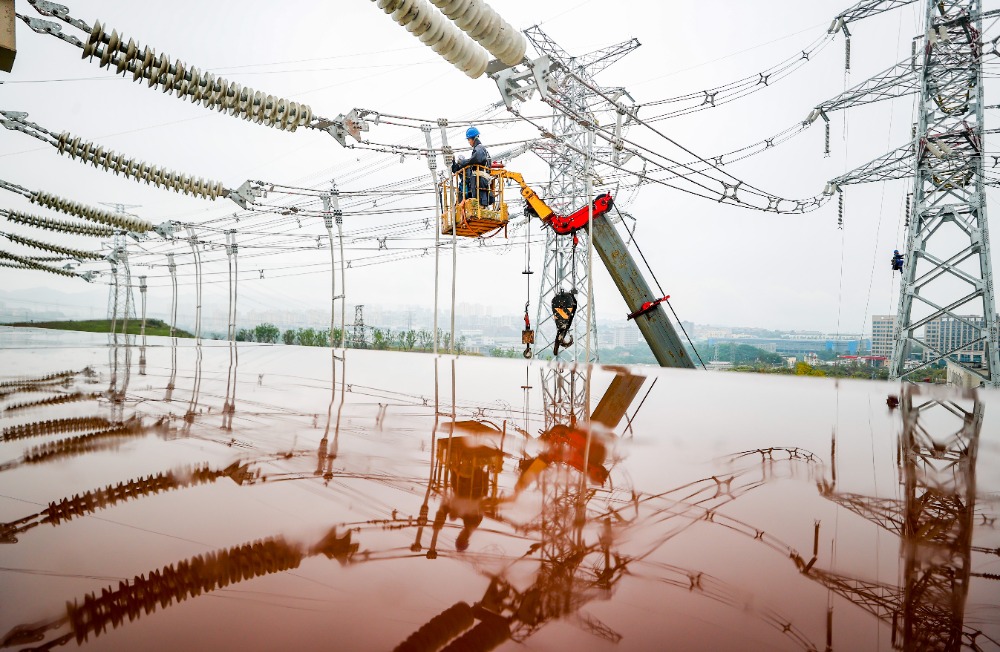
1,327,998,651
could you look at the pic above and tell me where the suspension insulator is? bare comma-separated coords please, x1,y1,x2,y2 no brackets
30,191,153,233
4,232,103,261
54,131,226,200
0,250,81,278
837,192,844,229
430,0,526,66
372,0,489,78
4,210,116,237
824,121,830,157
81,20,313,132
844,37,851,72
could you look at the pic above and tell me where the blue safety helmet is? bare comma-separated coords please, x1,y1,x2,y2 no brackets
893,250,899,254
466,126,480,139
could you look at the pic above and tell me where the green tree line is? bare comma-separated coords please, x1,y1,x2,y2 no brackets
236,323,467,353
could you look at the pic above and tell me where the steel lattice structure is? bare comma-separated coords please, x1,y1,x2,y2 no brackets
890,0,1000,386
523,26,639,366
816,385,983,650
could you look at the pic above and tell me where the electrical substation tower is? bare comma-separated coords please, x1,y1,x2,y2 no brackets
889,0,1000,386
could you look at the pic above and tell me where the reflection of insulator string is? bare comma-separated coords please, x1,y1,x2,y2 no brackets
2,391,101,414
0,462,255,543
2,415,112,442
0,419,150,473
0,369,81,388
0,528,361,649
1,231,103,260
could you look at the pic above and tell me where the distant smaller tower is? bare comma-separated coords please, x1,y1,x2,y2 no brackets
352,305,366,349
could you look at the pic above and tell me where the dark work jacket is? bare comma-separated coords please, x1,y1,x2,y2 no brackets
451,141,491,202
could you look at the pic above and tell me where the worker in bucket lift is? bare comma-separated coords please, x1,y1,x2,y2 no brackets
451,126,491,225
891,249,904,272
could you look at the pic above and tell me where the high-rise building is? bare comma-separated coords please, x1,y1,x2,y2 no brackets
871,315,895,358
925,315,989,366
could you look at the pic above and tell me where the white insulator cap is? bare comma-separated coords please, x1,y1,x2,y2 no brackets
823,182,838,196
374,0,489,78
431,0,526,66
806,108,821,124
925,141,945,158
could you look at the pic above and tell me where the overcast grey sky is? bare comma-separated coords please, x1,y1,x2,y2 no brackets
2,0,988,334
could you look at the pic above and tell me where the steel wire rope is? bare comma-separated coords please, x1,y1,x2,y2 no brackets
856,9,907,360
511,106,803,211
555,69,819,211
638,33,837,122
124,235,554,288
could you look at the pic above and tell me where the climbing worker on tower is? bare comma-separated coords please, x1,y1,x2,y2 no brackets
891,249,904,272
451,126,491,225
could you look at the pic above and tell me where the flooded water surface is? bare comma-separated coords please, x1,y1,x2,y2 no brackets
1,327,998,651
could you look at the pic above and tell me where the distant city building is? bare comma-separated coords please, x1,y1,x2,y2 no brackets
871,315,895,358
612,324,640,348
924,314,992,366
705,336,868,356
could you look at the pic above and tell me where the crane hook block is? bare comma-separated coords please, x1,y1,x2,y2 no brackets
551,290,577,356
627,295,670,321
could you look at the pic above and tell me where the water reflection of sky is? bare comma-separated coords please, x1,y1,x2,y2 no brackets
1,326,998,651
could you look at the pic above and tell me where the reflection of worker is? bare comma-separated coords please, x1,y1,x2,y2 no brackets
891,249,904,272
427,441,493,556
451,126,491,224
448,461,488,551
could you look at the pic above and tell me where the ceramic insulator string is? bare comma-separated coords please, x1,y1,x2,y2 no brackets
429,0,526,66
55,132,227,200
2,232,103,260
29,190,153,233
81,21,313,132
3,210,117,237
371,0,489,78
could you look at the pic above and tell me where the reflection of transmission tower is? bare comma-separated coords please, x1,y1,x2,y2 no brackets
814,385,984,650
351,305,366,349
524,26,639,363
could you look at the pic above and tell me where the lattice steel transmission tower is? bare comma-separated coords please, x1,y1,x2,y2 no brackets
818,0,998,386
351,304,366,349
523,26,639,365
890,0,999,386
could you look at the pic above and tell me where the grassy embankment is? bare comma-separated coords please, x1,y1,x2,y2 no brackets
3,319,194,338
